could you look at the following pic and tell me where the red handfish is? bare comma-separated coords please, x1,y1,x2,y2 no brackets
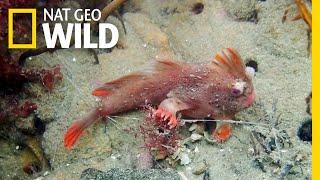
64,48,255,149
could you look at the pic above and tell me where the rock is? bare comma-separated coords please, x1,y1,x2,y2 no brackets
105,16,127,50
195,122,205,135
190,133,203,142
124,13,170,49
189,123,197,132
188,123,205,135
297,118,312,142
180,153,191,165
15,116,36,134
136,150,153,169
80,168,180,180
192,162,207,175
222,0,258,22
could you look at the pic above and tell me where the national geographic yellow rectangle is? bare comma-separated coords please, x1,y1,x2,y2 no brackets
8,9,37,49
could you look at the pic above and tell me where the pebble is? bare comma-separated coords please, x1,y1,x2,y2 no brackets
222,0,258,21
124,13,169,49
180,153,191,165
190,133,203,142
192,162,207,175
245,66,255,78
189,123,197,132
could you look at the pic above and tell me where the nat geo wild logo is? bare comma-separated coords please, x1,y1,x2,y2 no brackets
8,8,119,49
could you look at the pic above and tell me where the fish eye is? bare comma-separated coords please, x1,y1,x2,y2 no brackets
231,80,246,97
231,88,242,97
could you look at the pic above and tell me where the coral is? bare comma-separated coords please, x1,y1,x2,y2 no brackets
0,0,63,121
140,106,180,160
0,97,38,123
0,56,63,90
0,1,62,176
13,101,38,118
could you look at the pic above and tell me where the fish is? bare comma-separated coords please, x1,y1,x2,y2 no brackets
64,48,256,149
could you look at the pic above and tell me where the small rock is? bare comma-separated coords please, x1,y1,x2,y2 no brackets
190,133,203,142
245,66,255,78
297,119,312,142
15,116,36,134
192,162,207,175
136,150,153,169
154,151,167,160
295,153,307,162
247,147,255,156
180,153,191,165
195,122,205,134
124,13,169,49
222,0,258,22
189,123,197,132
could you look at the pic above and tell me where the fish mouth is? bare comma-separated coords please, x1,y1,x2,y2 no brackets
245,90,256,108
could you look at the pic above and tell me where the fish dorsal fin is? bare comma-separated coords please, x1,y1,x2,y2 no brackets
149,60,182,73
92,73,145,97
212,48,246,78
92,60,182,97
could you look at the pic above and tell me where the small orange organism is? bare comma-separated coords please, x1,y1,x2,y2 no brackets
282,0,312,54
293,0,312,54
283,0,311,30
293,0,311,31
283,0,312,54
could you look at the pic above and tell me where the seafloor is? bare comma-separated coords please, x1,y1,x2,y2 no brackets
0,0,311,179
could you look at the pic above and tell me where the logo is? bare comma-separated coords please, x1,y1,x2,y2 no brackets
8,9,37,49
8,8,119,49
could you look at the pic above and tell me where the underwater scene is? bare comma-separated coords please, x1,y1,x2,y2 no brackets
0,0,311,179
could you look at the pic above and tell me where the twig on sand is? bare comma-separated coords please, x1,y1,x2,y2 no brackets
181,119,269,127
101,0,127,22
107,116,121,130
92,0,127,29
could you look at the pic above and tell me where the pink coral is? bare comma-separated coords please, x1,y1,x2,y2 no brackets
0,0,63,122
140,106,180,159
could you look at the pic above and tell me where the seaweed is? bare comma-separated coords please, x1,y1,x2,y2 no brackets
0,0,63,122
0,1,62,176
140,106,180,160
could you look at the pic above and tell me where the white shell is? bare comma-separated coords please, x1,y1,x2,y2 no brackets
245,66,255,78
180,153,191,165
190,133,203,142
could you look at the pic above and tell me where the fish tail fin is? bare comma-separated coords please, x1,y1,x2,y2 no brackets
64,108,102,149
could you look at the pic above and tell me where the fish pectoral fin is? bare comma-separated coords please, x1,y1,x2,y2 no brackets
212,122,232,142
152,98,191,129
158,97,191,116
